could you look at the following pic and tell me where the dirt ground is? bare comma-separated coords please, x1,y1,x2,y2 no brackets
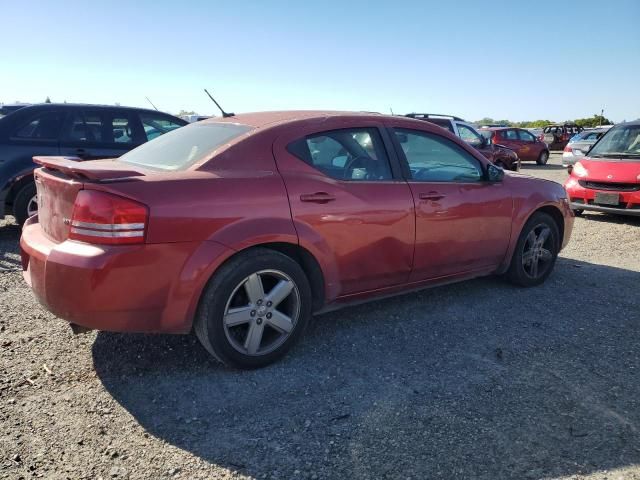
1,153,639,479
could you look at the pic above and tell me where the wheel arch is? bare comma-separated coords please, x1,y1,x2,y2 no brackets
183,240,328,332
497,202,566,275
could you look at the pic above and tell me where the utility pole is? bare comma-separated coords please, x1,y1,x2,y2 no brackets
600,108,604,126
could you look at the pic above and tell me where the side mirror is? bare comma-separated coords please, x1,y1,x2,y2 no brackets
487,163,504,182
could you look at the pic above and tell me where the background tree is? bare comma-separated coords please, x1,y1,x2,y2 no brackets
44,96,51,103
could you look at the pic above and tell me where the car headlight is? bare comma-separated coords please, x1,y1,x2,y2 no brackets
572,162,588,177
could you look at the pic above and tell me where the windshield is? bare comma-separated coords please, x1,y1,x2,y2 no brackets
588,124,640,160
119,122,253,171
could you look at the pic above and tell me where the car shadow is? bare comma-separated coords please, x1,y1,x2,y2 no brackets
579,211,640,226
0,219,21,271
93,258,640,479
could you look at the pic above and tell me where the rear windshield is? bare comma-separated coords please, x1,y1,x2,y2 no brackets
119,122,253,171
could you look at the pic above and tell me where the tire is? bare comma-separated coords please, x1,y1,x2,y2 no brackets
506,212,560,287
536,150,549,165
13,182,37,226
194,248,312,369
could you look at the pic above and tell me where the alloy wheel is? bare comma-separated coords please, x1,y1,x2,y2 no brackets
223,269,301,356
27,195,38,217
521,224,554,279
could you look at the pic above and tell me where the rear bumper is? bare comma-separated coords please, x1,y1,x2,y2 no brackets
565,178,640,216
20,217,233,333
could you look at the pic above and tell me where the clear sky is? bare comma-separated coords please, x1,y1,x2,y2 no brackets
1,0,638,122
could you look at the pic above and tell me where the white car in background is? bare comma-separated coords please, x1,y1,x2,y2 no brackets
181,114,212,123
562,127,610,167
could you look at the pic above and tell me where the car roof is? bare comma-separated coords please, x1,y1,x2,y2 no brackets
10,103,180,117
201,110,385,129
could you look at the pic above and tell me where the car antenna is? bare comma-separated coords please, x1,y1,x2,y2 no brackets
204,88,234,118
390,107,395,115
145,97,159,111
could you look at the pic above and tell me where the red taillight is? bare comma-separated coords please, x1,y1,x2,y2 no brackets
538,134,544,142
69,190,148,245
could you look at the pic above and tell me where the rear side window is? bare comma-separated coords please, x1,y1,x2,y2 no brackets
140,113,185,141
112,116,134,143
64,112,105,142
287,128,393,181
504,129,518,140
119,123,252,171
13,111,65,140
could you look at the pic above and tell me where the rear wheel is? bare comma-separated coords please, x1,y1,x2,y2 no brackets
507,212,560,287
13,182,37,226
536,150,549,165
194,248,312,369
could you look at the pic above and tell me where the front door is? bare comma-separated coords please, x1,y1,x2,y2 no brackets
388,127,512,281
274,122,415,296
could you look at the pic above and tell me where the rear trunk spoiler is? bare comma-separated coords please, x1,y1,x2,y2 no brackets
33,156,145,181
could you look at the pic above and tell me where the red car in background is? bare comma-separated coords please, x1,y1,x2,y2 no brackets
20,111,573,369
481,127,550,165
564,121,640,217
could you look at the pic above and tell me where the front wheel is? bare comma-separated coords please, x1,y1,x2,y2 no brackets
194,248,311,369
536,150,549,165
506,212,560,287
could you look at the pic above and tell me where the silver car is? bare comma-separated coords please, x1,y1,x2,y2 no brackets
561,128,610,166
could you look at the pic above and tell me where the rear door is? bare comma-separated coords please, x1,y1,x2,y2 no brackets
498,128,524,157
59,109,145,160
2,109,65,182
274,120,415,296
388,126,512,280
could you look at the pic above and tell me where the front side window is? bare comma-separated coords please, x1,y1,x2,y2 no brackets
588,124,640,160
287,128,393,181
140,113,185,141
518,129,536,142
112,116,134,144
393,129,483,182
119,122,252,171
13,111,64,140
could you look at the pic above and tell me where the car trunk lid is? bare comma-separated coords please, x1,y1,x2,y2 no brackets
33,156,146,242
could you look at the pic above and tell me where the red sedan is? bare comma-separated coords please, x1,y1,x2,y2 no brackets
564,121,640,216
481,127,550,165
20,112,573,368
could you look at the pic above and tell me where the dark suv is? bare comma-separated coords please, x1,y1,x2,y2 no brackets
405,113,520,171
0,103,187,224
542,123,584,150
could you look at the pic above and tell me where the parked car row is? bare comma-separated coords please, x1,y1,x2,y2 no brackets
20,110,574,368
0,103,187,224
405,114,520,171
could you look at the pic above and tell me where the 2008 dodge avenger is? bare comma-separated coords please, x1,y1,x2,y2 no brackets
20,111,573,368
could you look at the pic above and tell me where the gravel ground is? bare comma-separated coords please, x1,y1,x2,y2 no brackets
1,153,639,480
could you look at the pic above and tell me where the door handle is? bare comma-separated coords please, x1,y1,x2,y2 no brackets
300,192,336,203
419,192,445,201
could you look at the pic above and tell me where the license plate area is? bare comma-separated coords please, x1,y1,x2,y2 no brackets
594,192,619,206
